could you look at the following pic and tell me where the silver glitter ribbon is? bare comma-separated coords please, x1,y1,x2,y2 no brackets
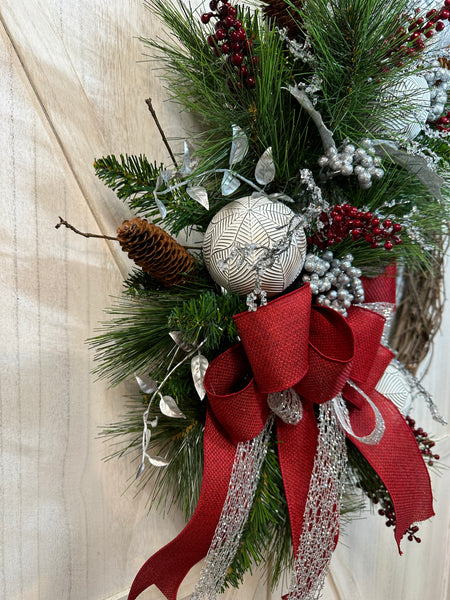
332,380,386,446
190,415,274,600
286,402,347,600
268,388,303,425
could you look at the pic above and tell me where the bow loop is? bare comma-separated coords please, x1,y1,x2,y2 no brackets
296,306,354,404
234,286,312,393
203,343,268,445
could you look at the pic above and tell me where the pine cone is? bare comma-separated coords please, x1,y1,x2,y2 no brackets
262,0,304,39
117,217,195,287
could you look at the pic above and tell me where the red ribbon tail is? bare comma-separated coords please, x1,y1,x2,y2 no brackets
348,390,434,552
128,410,236,600
277,400,319,556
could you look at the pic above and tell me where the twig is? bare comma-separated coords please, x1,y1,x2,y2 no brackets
55,217,118,240
145,98,178,168
55,217,201,250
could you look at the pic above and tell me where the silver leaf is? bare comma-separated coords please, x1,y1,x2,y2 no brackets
191,354,209,400
148,455,170,467
149,417,158,428
135,374,158,394
221,170,241,196
186,186,209,210
160,395,186,419
373,141,443,199
144,428,152,446
169,331,196,352
255,147,276,185
178,140,199,177
155,196,167,219
155,173,163,191
229,124,249,167
161,169,173,184
136,462,145,479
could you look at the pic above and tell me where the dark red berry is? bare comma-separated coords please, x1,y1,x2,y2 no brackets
393,223,402,232
209,0,219,9
207,35,216,47
436,20,445,31
224,15,235,27
221,42,230,54
231,52,244,66
215,28,226,40
246,76,256,88
239,65,248,77
231,41,241,52
384,240,394,250
201,12,213,24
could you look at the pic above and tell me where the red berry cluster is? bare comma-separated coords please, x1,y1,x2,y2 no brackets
385,4,449,60
308,204,402,251
435,110,450,132
406,416,440,467
201,1,257,91
376,498,422,543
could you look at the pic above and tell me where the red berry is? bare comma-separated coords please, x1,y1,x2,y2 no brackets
446,0,450,7
227,5,236,17
201,12,213,24
230,29,240,42
237,28,247,41
209,0,219,9
364,211,373,220
393,236,402,245
246,76,256,88
215,28,226,40
234,19,242,28
373,226,382,236
239,65,248,77
218,4,229,17
224,15,235,27
383,219,392,228
425,29,435,38
440,8,450,19
384,240,394,250
231,41,241,52
251,55,259,66
231,52,243,66
426,9,437,19
242,39,253,54
409,31,421,40
221,42,230,54
207,35,216,47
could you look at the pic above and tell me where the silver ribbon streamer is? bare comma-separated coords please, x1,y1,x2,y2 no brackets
332,380,385,445
267,388,303,425
190,415,274,600
286,402,347,600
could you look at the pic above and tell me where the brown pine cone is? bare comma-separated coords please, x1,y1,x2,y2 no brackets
262,0,304,39
117,217,195,287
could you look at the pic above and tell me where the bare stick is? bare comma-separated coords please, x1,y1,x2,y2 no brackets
55,217,118,240
145,98,178,167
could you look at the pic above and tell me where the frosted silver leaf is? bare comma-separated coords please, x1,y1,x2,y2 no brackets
159,395,186,419
161,169,173,184
154,194,167,219
191,354,209,400
221,170,241,196
255,147,275,185
147,455,170,467
169,331,196,352
187,186,209,210
135,374,158,394
178,140,198,176
136,462,145,479
229,124,249,166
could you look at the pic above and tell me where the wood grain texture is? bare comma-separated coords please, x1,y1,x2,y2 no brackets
0,1,449,599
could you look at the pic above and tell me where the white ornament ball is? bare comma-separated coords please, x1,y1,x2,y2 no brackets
203,195,306,296
379,75,431,140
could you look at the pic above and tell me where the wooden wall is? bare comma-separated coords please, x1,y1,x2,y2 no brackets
1,1,448,599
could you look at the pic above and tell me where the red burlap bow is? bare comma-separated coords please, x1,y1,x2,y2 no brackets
128,267,434,600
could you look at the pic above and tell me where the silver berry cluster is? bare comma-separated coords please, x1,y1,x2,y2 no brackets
301,251,365,316
318,139,384,190
423,61,450,122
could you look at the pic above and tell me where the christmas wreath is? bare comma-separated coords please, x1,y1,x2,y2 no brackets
58,0,449,598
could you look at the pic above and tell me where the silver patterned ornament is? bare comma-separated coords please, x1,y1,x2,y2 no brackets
202,195,307,296
378,75,431,140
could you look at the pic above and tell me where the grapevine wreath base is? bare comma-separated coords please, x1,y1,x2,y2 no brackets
58,0,450,598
